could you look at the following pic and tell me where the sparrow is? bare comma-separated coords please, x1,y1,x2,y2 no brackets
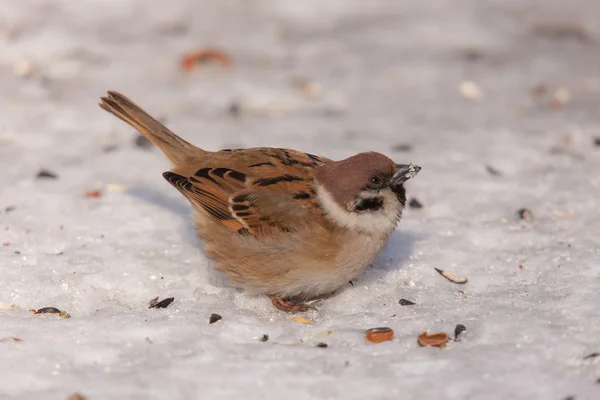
99,91,421,313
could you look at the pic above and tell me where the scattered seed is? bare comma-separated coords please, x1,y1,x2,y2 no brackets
399,299,415,306
209,313,222,324
454,324,467,340
316,342,328,348
4,206,16,213
519,264,525,270
485,165,502,176
259,334,269,342
134,135,152,149
106,184,127,192
291,317,314,325
408,198,423,209
228,101,241,117
0,337,23,343
36,169,59,179
149,297,174,309
552,210,575,219
2,242,10,247
434,268,468,284
103,144,119,153
365,327,394,344
32,307,70,318
551,88,571,109
392,144,413,152
532,23,591,43
462,48,483,62
13,59,37,78
418,331,450,347
459,80,483,101
67,393,88,400
292,77,323,99
34,307,62,315
583,352,599,360
181,48,232,71
517,208,534,221
145,337,153,344
594,137,600,147
531,83,548,98
85,190,102,198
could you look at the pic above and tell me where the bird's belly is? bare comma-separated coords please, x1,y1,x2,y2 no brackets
198,212,393,299
298,233,390,297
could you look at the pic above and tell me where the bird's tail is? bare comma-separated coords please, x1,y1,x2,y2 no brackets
99,91,205,168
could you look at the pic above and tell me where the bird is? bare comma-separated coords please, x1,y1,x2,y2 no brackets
99,91,421,313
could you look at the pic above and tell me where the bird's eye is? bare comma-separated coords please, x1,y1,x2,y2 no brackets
369,176,382,185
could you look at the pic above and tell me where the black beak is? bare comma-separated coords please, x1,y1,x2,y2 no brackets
391,164,421,186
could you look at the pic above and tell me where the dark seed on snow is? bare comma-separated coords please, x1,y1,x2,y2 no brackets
398,299,415,306
594,137,600,147
35,307,61,314
4,206,16,213
517,208,534,221
36,169,59,179
134,135,152,149
209,313,222,324
316,342,328,348
485,165,502,176
454,324,467,340
391,144,413,152
583,352,599,360
149,297,174,309
260,334,269,342
408,198,423,209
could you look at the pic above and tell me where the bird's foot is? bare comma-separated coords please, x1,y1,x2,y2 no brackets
268,294,316,313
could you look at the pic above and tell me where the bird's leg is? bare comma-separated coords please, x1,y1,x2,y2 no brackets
268,294,316,313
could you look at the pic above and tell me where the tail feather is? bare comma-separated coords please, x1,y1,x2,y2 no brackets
99,91,204,168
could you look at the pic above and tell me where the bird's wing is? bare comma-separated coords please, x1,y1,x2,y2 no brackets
163,151,326,236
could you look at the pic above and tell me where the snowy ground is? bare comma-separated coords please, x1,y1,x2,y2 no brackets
1,0,599,399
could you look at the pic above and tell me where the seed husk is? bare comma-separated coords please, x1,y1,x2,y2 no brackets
408,198,423,209
517,208,534,221
291,317,314,325
454,324,467,340
134,135,152,149
34,307,62,315
0,337,23,343
148,297,174,309
365,327,394,344
418,331,450,347
259,334,269,342
398,299,416,306
209,313,222,324
36,169,59,179
434,268,468,284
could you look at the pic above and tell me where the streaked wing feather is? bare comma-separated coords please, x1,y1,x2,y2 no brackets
163,148,328,236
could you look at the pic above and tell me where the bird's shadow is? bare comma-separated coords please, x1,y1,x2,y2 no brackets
127,186,201,248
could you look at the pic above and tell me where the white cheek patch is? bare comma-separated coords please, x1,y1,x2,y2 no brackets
315,185,401,235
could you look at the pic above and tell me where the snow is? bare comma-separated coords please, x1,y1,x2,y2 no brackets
1,0,599,399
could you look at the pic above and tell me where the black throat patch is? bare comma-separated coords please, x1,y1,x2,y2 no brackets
354,196,384,212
